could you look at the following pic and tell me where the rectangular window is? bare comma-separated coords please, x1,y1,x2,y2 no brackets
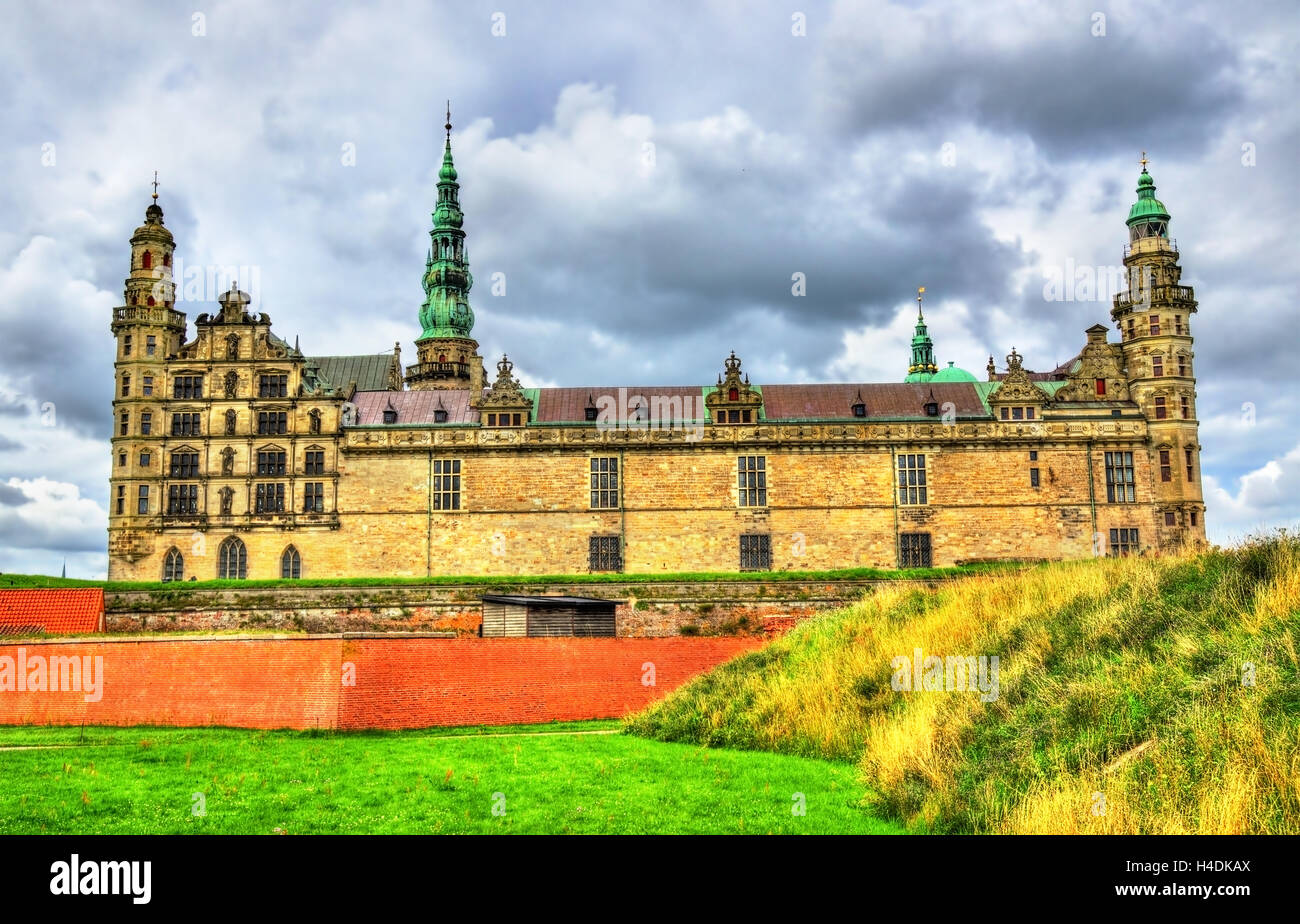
897,453,928,505
1030,467,1040,488
1159,450,1172,482
146,335,156,356
123,335,132,357
116,485,125,514
1109,528,1140,557
305,450,325,475
257,412,287,435
143,375,153,396
1026,407,1035,420
119,412,129,436
738,456,767,507
1126,318,1134,338
1000,407,1009,420
136,485,149,515
433,459,461,511
121,375,130,397
740,534,772,571
588,535,622,572
173,376,203,399
1095,378,1107,396
590,457,619,509
1191,510,1198,527
1178,356,1187,377
1104,452,1136,504
1185,449,1194,482
118,452,126,467
1181,396,1190,419
899,532,932,568
486,413,497,426
1155,396,1167,420
257,451,286,475
258,374,288,398
167,484,199,515
304,482,324,513
255,483,285,513
1012,406,1023,420
171,413,200,436
1174,315,1183,335
1149,315,1160,336
1165,511,1177,526
170,451,199,478
140,451,150,467
1028,451,1038,461
1152,355,1163,377
140,412,152,435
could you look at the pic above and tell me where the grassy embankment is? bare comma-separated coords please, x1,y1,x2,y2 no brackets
627,535,1300,833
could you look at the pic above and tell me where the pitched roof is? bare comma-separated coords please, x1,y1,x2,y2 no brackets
350,389,477,425
534,386,707,424
760,383,988,419
307,354,394,393
0,589,104,636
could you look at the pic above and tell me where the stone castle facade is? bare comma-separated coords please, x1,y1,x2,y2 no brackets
106,128,1206,581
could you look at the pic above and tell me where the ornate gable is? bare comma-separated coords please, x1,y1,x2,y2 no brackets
474,355,533,418
705,351,763,423
1054,324,1130,402
988,348,1052,405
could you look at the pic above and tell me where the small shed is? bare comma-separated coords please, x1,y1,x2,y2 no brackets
481,595,617,638
0,589,105,636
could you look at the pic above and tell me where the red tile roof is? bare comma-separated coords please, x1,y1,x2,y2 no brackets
761,383,989,419
351,389,477,425
0,589,104,636
535,386,706,423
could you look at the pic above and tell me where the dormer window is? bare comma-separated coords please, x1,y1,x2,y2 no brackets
728,387,739,401
851,403,866,418
382,409,398,424
924,400,939,417
434,409,448,423
585,406,598,422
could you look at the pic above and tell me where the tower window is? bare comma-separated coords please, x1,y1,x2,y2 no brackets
1165,512,1177,526
116,485,125,514
1191,510,1198,527
123,335,133,356
738,456,767,507
1178,356,1187,377
1095,378,1107,396
140,412,152,435
1109,528,1140,557
1174,315,1182,335
1126,318,1134,338
143,375,153,396
1185,449,1195,482
1181,396,1190,419
1104,452,1135,503
303,483,325,513
146,335,156,356
120,412,129,436
1159,450,1172,482
590,457,619,509
1151,355,1163,377
1155,396,1167,420
432,459,461,510
898,454,928,506
141,251,152,270
121,375,131,397
281,545,302,579
163,252,171,267
1149,315,1160,336
137,485,149,515
740,534,772,571
118,452,126,467
147,296,156,306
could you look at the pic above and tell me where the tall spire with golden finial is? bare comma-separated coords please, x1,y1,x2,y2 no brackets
151,171,159,202
905,286,938,380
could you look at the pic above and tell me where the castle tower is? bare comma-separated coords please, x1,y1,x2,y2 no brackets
904,287,938,382
108,178,187,568
406,105,487,393
1110,156,1206,549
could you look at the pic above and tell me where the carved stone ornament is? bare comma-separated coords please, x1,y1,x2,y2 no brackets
988,347,1053,405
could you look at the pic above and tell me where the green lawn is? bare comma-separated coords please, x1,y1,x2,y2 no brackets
0,721,901,834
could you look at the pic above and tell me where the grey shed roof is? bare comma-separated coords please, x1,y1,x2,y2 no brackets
482,595,618,610
307,354,394,392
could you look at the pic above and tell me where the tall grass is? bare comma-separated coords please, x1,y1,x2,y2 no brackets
627,534,1300,833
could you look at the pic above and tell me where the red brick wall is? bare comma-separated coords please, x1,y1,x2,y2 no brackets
0,636,762,730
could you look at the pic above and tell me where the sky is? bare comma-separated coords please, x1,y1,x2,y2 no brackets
1,0,1297,578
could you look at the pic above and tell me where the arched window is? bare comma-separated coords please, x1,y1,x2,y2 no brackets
281,545,302,580
162,547,184,582
147,296,156,306
141,251,152,269
218,536,247,579
163,253,171,267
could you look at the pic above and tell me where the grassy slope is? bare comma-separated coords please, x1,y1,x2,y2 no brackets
626,536,1300,833
0,721,900,834
0,561,1018,593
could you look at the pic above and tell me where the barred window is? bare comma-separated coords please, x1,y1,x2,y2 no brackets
1109,528,1140,557
258,374,288,398
1104,451,1135,503
433,459,461,510
588,535,622,572
167,483,199,515
219,536,247,579
170,451,199,477
304,482,324,513
738,456,766,507
171,413,200,436
255,483,285,513
740,534,771,571
899,532,932,568
173,375,203,399
257,411,287,435
590,457,619,509
257,450,286,475
304,450,325,475
897,453,928,505
162,547,184,583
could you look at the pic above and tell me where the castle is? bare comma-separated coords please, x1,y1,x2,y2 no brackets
106,118,1206,581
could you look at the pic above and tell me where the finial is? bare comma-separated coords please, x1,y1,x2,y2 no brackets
445,100,452,143
1140,151,1148,171
916,286,925,316
151,171,159,201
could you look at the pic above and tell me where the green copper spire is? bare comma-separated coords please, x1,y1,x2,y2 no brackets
1126,152,1171,234
904,286,938,382
418,102,475,341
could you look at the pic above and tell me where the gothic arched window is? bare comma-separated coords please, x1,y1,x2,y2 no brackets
281,545,301,580
218,536,247,580
162,547,184,582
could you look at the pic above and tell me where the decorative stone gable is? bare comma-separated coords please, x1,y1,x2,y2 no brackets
1054,324,1130,402
988,348,1052,406
473,355,533,420
705,351,764,423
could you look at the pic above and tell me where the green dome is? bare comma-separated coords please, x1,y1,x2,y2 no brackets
931,361,977,383
1126,169,1170,227
904,370,934,384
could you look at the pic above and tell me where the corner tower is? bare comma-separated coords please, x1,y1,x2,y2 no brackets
406,105,487,393
1110,156,1206,549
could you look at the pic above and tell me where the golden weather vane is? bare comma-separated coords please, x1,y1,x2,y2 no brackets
151,171,159,201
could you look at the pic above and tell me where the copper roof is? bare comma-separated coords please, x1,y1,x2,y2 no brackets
308,354,394,392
